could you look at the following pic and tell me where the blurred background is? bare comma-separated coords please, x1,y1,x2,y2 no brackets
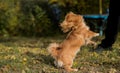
0,0,109,37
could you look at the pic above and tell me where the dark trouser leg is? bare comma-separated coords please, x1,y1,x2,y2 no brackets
99,15,119,48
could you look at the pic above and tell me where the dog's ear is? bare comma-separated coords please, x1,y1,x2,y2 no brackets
65,11,75,20
78,15,83,23
65,13,70,20
72,15,83,30
74,15,83,26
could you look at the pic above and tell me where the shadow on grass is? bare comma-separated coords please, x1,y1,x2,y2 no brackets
39,54,54,66
24,51,54,66
0,37,59,49
0,37,18,43
102,61,120,70
0,37,44,48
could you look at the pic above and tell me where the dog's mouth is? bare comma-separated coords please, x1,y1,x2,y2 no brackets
62,28,70,33
61,26,72,33
60,22,74,33
62,27,72,33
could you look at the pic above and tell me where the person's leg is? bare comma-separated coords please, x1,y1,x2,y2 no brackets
95,15,119,52
95,0,119,52
98,15,119,48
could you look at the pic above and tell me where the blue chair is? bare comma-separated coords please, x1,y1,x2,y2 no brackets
83,14,108,36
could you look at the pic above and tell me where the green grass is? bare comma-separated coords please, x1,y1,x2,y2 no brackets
0,34,120,73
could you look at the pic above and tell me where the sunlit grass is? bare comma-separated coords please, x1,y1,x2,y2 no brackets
0,34,120,73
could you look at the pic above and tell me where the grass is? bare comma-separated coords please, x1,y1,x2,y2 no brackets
0,34,120,73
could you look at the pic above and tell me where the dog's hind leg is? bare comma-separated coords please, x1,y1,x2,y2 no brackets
63,59,78,72
54,60,63,68
64,64,78,72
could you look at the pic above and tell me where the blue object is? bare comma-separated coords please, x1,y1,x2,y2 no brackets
83,14,108,20
82,14,108,36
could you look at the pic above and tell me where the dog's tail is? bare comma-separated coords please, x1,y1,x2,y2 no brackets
47,43,60,58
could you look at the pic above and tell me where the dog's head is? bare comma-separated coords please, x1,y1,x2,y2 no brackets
60,12,84,33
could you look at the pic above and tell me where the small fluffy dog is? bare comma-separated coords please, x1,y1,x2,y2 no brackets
47,12,99,72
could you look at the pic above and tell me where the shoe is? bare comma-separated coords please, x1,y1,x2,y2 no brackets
94,46,113,53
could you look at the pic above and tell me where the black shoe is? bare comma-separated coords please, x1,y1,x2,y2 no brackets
94,46,113,53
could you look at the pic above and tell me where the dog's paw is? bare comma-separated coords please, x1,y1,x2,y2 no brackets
73,69,78,71
54,61,58,67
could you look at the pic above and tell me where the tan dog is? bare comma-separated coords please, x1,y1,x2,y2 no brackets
47,12,99,72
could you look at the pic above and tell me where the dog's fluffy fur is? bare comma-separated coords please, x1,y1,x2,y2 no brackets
47,12,99,72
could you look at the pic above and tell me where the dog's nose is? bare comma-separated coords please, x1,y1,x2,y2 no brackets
60,23,63,27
